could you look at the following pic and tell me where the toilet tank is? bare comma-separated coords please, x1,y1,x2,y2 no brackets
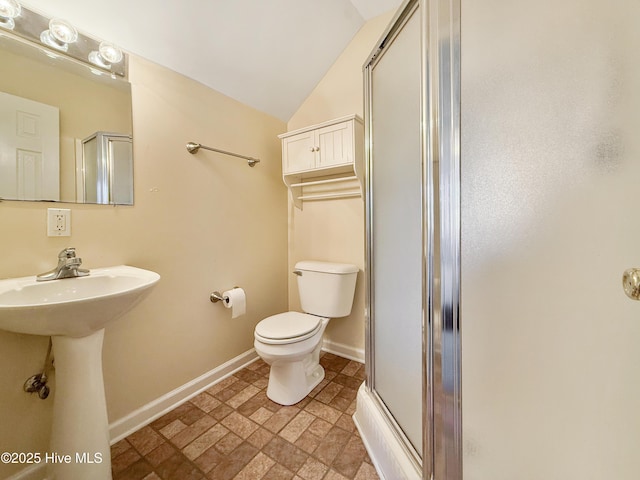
295,261,359,318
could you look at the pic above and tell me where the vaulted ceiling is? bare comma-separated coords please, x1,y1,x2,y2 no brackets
23,0,402,121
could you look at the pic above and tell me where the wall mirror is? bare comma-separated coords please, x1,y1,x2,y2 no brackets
0,30,133,205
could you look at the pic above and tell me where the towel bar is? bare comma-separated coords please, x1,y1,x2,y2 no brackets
186,142,260,167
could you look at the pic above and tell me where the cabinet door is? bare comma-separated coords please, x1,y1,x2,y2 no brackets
316,121,353,168
282,130,316,173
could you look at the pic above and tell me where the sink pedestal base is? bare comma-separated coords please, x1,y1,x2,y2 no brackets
48,329,112,480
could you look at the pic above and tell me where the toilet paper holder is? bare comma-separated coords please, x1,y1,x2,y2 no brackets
210,287,240,304
210,291,225,303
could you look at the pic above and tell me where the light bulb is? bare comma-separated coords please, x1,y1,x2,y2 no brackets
0,0,21,29
88,41,123,69
40,18,77,52
98,42,123,64
49,18,77,43
0,0,20,18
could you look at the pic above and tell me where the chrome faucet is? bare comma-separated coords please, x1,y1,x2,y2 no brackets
36,247,90,281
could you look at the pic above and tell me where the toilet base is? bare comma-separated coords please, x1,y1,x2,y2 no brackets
266,359,325,406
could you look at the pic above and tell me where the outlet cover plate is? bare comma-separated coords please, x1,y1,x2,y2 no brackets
47,208,71,237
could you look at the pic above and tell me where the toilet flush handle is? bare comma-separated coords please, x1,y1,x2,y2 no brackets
293,270,302,276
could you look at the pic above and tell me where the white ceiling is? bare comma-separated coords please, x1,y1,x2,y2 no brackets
22,0,402,121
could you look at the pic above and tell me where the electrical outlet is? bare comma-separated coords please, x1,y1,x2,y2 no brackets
47,208,71,237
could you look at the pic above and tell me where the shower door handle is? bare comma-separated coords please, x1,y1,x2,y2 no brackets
622,268,640,300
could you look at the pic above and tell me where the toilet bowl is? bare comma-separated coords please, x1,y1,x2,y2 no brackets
254,313,329,405
254,261,358,406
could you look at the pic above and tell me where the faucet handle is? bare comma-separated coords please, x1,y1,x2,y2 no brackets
58,247,77,259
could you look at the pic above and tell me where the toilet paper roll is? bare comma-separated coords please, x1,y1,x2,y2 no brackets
222,287,246,319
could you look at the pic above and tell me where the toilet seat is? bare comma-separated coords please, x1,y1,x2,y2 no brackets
255,312,323,345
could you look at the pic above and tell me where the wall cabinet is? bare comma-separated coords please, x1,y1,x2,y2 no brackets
279,115,363,208
282,119,354,173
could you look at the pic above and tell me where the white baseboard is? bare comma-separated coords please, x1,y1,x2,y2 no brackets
110,348,259,443
322,339,364,363
353,383,422,480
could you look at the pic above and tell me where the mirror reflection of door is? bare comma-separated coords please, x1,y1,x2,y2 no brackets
0,91,59,201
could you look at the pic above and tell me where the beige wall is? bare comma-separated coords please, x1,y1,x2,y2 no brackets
0,55,287,478
286,11,394,355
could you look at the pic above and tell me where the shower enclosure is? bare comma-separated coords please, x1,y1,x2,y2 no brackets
359,0,640,479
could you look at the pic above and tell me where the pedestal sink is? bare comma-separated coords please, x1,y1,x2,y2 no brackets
0,265,160,480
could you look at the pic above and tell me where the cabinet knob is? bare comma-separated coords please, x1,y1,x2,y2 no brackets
309,147,315,152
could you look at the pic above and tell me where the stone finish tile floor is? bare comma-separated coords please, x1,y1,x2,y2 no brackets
111,353,380,480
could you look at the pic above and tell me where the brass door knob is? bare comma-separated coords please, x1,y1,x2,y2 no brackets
622,268,640,300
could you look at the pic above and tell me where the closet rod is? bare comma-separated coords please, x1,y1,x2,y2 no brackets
290,175,358,188
297,191,361,201
186,142,260,167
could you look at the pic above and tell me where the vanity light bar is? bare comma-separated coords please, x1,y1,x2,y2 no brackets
0,2,126,77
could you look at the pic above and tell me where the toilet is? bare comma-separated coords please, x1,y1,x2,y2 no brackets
254,260,358,405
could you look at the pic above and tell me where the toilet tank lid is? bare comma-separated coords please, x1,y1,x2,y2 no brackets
295,261,359,275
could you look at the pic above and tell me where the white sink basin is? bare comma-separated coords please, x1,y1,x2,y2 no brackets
0,264,160,480
0,265,160,337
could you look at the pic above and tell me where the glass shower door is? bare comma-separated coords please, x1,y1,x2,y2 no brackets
460,0,640,478
367,2,423,456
